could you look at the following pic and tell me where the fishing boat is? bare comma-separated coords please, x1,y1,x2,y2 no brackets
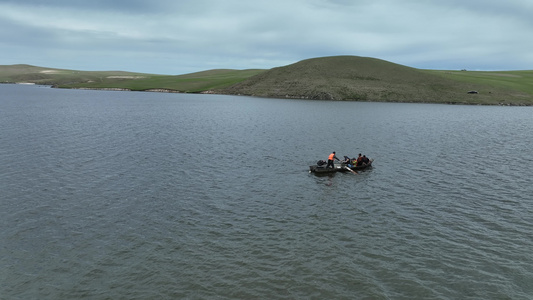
309,159,373,174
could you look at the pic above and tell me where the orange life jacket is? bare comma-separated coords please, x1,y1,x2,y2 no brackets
328,153,335,160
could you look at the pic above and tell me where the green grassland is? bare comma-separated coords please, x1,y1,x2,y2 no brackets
0,64,264,92
0,64,153,87
424,69,533,96
2,57,533,105
58,69,265,92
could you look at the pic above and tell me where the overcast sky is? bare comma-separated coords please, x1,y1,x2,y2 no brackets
1,0,532,75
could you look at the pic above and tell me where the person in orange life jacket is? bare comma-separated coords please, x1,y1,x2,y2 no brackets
327,151,340,168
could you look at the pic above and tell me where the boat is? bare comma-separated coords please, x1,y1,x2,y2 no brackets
309,159,373,174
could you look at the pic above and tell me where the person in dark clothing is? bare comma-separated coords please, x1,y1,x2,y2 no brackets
343,156,351,164
356,153,363,166
327,151,340,168
362,155,370,165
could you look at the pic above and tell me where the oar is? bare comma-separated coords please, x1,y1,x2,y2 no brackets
344,166,358,175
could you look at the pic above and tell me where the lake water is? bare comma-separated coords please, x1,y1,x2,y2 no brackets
1,84,533,299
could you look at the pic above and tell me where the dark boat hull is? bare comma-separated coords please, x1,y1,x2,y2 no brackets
309,160,373,174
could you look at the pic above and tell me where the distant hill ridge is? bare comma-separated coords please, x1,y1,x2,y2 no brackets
2,56,533,105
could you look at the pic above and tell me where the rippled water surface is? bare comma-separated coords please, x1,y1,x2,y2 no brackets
1,84,533,299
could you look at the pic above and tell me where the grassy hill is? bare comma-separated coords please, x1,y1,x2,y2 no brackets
2,57,533,105
218,56,533,105
0,64,153,87
0,64,264,92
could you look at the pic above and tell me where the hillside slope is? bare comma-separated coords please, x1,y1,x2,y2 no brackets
219,56,532,105
0,64,154,86
0,64,264,92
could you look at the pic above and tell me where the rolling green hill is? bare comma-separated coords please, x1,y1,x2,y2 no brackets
2,56,533,105
0,64,154,87
0,64,264,93
217,56,533,105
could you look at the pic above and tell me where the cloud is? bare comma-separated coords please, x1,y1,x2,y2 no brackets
1,0,532,74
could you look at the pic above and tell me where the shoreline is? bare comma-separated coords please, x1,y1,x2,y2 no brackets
3,82,531,106
66,86,533,106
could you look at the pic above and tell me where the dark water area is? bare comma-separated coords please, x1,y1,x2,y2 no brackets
1,84,533,299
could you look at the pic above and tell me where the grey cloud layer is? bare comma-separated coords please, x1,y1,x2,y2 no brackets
1,0,531,74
